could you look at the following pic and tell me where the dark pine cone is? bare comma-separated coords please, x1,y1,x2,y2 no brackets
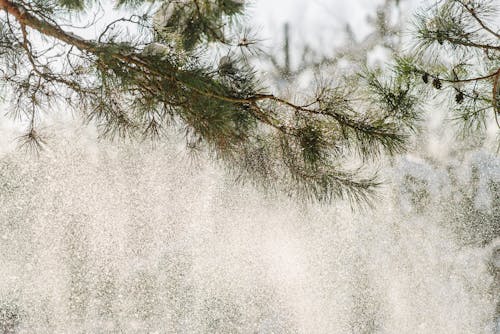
432,78,442,89
422,73,429,84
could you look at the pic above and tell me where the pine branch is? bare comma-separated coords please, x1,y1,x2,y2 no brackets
457,0,500,39
407,0,500,135
0,0,417,203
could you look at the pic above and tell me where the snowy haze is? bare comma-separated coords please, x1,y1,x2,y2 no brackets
249,0,420,52
249,0,386,67
0,133,497,333
251,0,384,42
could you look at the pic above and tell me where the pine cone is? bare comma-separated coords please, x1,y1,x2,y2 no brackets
421,73,429,84
455,91,464,104
432,78,442,89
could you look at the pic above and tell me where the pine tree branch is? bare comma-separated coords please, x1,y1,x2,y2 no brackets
0,0,97,52
457,0,500,39
0,0,415,202
191,0,227,45
493,68,500,127
0,3,280,111
441,35,500,51
423,66,500,128
0,1,277,128
0,0,403,142
433,68,500,84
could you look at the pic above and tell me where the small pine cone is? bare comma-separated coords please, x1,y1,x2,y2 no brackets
432,78,442,89
455,91,464,104
421,73,429,84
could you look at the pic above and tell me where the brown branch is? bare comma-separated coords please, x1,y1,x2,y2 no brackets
493,68,500,128
436,68,500,84
0,2,260,103
442,35,500,51
458,1,500,39
0,0,99,52
428,66,500,129
0,1,290,108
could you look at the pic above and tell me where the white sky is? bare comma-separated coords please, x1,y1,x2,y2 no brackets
250,0,385,42
246,0,422,69
250,0,411,48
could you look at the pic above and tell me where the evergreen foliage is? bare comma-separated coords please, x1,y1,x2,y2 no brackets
393,0,500,140
6,0,497,203
0,0,420,203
